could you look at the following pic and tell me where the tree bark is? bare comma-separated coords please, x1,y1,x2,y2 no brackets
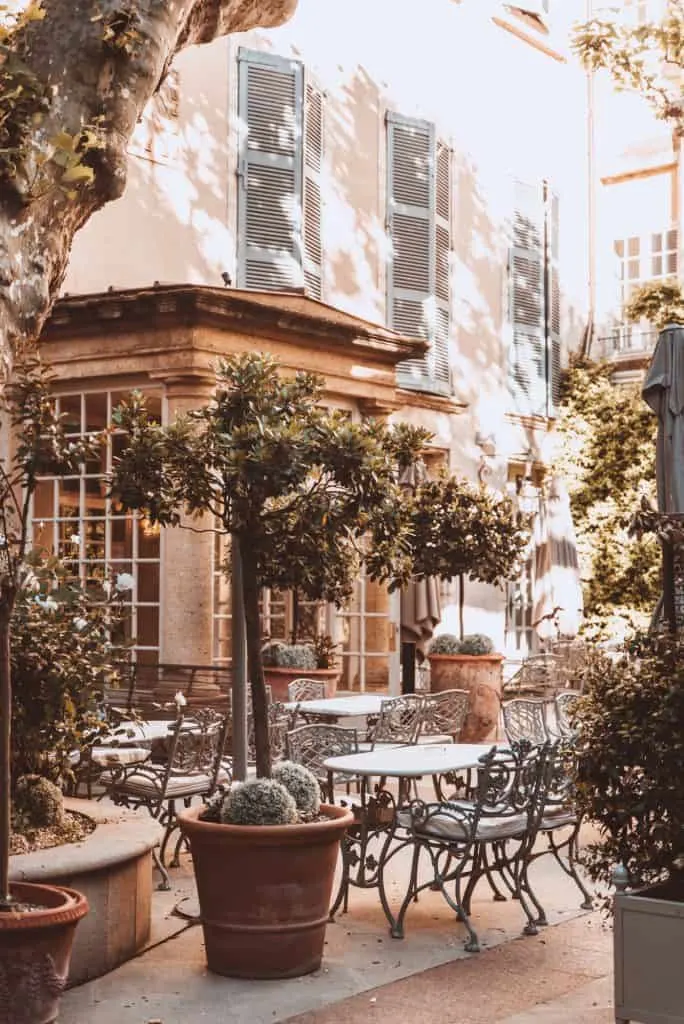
239,538,271,779
0,598,13,906
0,0,297,367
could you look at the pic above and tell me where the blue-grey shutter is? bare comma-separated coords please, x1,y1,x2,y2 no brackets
303,80,324,300
546,187,561,416
237,49,304,291
388,113,450,395
509,181,546,416
432,140,451,386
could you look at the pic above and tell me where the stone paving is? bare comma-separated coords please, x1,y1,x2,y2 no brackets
59,818,614,1023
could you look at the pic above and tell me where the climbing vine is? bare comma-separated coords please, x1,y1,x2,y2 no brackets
553,358,660,639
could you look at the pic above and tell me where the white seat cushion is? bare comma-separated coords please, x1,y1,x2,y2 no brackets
396,805,527,842
102,768,229,799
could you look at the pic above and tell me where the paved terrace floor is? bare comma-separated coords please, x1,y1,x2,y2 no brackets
59,807,614,1024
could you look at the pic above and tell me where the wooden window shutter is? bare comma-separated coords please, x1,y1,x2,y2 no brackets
546,186,561,416
509,180,546,417
303,80,324,300
236,49,304,291
433,140,452,387
388,113,451,395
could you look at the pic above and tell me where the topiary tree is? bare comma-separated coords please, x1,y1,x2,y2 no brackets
553,357,659,638
110,352,529,780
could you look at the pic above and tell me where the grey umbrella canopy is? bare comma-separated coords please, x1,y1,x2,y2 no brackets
399,461,441,658
642,323,684,514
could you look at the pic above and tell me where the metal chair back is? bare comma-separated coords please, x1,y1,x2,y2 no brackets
286,723,359,800
501,697,550,745
287,678,327,702
370,694,424,747
419,689,470,740
554,690,580,737
163,707,230,795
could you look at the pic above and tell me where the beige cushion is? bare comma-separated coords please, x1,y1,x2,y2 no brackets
102,768,229,799
89,746,150,767
397,805,527,842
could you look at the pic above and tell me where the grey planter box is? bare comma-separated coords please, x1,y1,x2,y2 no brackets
614,879,684,1024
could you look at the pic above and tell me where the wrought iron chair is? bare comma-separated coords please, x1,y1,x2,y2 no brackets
501,697,550,745
528,739,593,917
287,678,327,703
418,689,470,743
554,690,580,738
391,741,549,951
101,708,230,889
247,700,292,765
365,694,425,749
286,723,360,802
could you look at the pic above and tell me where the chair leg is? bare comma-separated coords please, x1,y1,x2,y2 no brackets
153,845,171,891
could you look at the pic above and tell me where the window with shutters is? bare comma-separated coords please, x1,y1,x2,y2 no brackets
508,180,560,418
236,49,324,297
387,113,451,396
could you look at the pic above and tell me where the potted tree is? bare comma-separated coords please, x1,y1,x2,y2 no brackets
570,634,684,1024
261,635,340,700
0,360,107,1023
427,633,503,742
110,353,528,979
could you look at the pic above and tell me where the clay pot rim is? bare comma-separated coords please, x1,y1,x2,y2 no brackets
427,653,504,663
0,881,89,930
179,801,354,842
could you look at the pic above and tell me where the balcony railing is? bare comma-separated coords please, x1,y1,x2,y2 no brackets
594,325,659,362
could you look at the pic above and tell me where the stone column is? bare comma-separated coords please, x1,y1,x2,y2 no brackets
156,375,218,693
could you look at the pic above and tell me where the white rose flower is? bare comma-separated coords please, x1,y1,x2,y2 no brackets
70,533,81,546
73,617,88,632
115,572,135,593
174,690,187,707
35,595,58,612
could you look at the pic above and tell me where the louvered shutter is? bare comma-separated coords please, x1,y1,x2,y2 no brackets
388,113,451,395
509,181,546,417
237,50,304,291
432,141,451,387
303,81,324,300
546,187,561,416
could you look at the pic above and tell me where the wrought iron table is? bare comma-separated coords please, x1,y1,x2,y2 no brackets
324,743,493,932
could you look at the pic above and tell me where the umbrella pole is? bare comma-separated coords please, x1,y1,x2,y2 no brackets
458,574,465,640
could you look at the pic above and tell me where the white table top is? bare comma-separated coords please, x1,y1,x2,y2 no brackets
324,743,495,778
103,719,180,744
286,695,387,718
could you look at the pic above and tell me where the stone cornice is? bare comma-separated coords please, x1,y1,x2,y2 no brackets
43,285,427,368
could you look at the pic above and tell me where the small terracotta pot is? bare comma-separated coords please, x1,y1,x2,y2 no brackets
263,667,340,702
179,802,353,979
0,881,89,1024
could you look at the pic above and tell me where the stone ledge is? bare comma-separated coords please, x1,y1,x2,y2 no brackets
9,798,161,882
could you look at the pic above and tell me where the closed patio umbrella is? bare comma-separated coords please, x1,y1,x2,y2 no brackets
531,476,583,641
642,323,684,515
399,462,441,677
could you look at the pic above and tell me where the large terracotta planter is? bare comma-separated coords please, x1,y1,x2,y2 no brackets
428,654,504,742
178,802,354,979
0,881,88,1024
263,667,340,702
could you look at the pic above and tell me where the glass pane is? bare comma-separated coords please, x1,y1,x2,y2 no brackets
628,237,640,257
135,605,159,648
652,255,663,277
651,233,663,253
85,393,108,432
111,518,133,560
667,228,678,251
57,478,80,516
83,519,106,561
614,239,624,257
85,440,108,477
667,252,678,274
137,519,160,558
59,395,82,434
84,475,107,513
137,563,159,603
628,259,640,280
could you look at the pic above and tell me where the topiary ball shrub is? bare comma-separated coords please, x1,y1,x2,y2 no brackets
262,641,318,671
273,761,321,820
12,775,65,830
428,633,462,656
220,778,298,826
459,633,495,656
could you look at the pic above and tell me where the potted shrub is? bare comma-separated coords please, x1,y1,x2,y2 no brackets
570,633,684,1024
427,633,503,741
0,360,112,1022
110,353,528,978
261,635,340,700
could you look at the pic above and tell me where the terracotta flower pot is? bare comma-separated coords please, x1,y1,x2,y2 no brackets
178,802,354,979
0,881,88,1024
263,666,340,701
428,653,504,742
